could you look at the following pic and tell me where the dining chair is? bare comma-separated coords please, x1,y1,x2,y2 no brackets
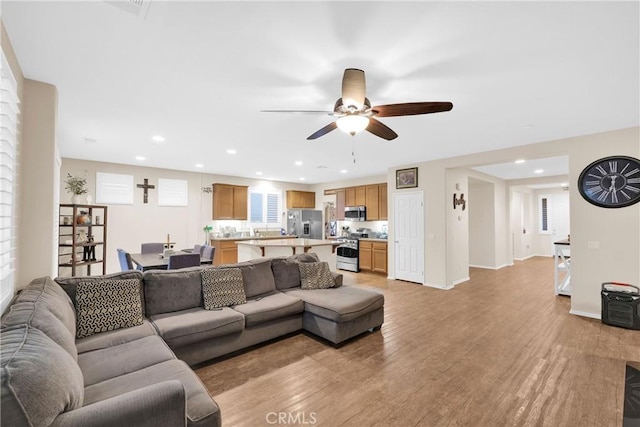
201,245,215,262
117,248,134,271
181,244,203,255
167,253,201,270
141,242,165,254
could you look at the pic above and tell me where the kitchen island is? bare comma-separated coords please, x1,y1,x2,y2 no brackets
210,235,297,265
237,238,340,269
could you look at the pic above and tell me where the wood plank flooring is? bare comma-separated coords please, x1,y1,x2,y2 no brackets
194,257,640,426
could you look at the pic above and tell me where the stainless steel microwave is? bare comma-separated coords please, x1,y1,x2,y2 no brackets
345,206,366,221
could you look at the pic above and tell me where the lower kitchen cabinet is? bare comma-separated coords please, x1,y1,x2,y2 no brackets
211,240,239,265
359,240,387,274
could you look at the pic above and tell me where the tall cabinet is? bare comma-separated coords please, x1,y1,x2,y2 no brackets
58,204,108,277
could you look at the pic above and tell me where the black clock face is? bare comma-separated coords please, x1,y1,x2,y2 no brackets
578,156,640,208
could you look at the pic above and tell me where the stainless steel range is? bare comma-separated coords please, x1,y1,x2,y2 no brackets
336,228,372,273
336,237,359,272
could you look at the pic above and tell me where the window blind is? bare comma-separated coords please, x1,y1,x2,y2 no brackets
249,189,282,225
0,51,20,312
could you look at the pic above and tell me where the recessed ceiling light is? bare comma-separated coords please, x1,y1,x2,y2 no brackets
561,182,568,186
151,135,165,142
340,169,348,174
135,155,146,161
195,163,204,168
226,149,237,155
294,161,303,166
256,171,263,176
299,177,305,181
534,169,544,174
515,159,525,164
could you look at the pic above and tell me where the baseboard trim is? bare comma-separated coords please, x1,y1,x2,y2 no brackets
569,309,601,320
469,264,513,270
513,254,536,261
452,277,470,286
423,282,454,290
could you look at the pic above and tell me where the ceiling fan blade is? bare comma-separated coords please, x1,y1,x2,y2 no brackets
261,109,333,115
366,118,398,141
307,122,338,140
372,101,453,117
341,68,366,110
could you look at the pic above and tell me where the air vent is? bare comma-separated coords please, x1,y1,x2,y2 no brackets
104,0,152,19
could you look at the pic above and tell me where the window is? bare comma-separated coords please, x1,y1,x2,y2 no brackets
1,51,20,312
538,195,549,234
249,189,282,226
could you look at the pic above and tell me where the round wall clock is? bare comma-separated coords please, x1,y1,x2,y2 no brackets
578,155,640,208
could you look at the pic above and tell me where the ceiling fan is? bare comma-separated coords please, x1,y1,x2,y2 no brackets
263,68,453,141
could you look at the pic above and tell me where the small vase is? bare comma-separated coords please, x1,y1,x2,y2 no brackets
71,194,84,205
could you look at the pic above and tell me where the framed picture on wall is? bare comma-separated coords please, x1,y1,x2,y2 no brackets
396,167,418,189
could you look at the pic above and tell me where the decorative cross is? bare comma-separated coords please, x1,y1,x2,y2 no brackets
136,178,155,204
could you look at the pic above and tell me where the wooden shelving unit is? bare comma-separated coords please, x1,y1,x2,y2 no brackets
58,204,108,277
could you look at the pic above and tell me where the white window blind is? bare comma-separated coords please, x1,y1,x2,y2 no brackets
538,195,549,234
0,51,20,312
249,189,282,225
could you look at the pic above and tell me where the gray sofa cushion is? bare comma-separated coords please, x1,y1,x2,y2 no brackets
79,336,176,386
236,258,276,298
143,267,204,316
83,359,220,427
17,276,77,338
271,257,301,290
56,271,145,315
1,325,84,427
76,278,144,338
284,286,384,323
1,301,78,360
201,268,246,309
76,320,158,354
232,292,304,327
291,252,320,263
150,307,245,348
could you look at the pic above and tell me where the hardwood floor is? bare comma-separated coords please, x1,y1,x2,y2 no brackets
195,257,640,426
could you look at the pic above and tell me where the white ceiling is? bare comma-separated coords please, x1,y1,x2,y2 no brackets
3,1,639,184
472,155,569,181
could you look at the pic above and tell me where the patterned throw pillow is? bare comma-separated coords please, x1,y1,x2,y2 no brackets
75,279,143,339
201,268,247,309
299,262,335,290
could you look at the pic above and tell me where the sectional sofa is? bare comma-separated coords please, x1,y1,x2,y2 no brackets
1,253,384,426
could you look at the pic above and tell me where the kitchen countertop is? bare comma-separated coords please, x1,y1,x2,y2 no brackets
236,238,339,247
211,235,297,242
359,238,389,243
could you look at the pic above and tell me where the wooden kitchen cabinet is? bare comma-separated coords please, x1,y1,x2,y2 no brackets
372,242,388,274
212,184,248,220
379,183,388,220
359,241,373,271
286,190,315,209
365,185,380,220
359,240,387,274
211,239,239,265
345,187,356,207
355,186,366,206
335,189,345,220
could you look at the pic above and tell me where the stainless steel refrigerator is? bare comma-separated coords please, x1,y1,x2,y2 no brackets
287,209,323,239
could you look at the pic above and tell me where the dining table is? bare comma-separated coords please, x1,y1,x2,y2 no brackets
130,252,213,271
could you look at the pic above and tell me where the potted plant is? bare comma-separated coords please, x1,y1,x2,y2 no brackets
203,225,213,244
65,172,88,204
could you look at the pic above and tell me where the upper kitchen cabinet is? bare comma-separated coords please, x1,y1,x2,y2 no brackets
345,186,366,207
335,189,346,220
379,183,388,220
365,185,380,220
212,184,248,220
286,190,315,209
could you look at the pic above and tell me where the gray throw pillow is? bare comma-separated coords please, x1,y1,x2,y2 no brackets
299,262,334,290
201,268,247,309
75,279,144,338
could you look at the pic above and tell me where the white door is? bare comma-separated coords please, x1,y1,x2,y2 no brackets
394,192,424,283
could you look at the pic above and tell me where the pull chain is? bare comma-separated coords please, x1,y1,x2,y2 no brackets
352,139,356,164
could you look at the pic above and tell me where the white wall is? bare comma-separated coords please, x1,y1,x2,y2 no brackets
469,178,496,268
446,168,469,285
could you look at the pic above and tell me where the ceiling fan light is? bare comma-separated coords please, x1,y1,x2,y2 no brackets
336,115,369,136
